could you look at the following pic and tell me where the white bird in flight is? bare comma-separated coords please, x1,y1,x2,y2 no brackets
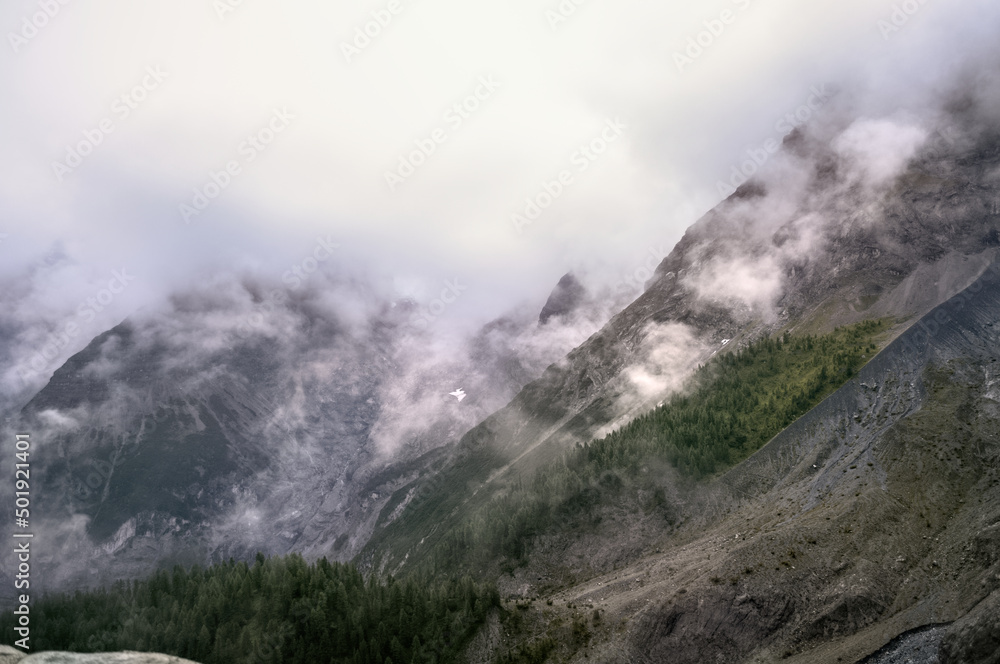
449,389,466,402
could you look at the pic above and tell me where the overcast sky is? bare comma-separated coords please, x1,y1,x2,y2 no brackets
1,0,997,397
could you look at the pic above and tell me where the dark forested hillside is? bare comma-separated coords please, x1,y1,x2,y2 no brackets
0,554,498,664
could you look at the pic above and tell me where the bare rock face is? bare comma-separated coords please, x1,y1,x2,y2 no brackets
0,648,199,664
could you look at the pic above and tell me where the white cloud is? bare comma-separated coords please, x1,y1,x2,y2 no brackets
832,117,928,185
684,254,784,313
0,0,998,400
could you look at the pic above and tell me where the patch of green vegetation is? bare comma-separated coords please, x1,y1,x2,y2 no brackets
404,320,888,577
586,319,886,477
0,553,499,664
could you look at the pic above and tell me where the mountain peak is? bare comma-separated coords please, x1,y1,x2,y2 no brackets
538,272,587,325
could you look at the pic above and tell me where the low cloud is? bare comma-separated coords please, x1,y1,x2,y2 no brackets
832,116,928,185
683,254,784,315
597,321,710,438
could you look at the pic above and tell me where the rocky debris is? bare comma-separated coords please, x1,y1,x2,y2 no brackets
940,589,1000,664
857,624,948,664
0,648,199,664
632,588,794,663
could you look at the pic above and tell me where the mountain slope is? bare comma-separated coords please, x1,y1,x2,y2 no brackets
443,251,1000,664
358,113,1000,663
607,258,1000,663
361,119,1000,578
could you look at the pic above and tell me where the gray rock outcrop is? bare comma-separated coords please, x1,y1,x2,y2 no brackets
0,648,199,664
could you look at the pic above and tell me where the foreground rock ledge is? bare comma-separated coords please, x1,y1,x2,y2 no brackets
0,646,200,664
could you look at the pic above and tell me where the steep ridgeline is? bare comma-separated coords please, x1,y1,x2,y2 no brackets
362,248,1000,662
360,118,1000,581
